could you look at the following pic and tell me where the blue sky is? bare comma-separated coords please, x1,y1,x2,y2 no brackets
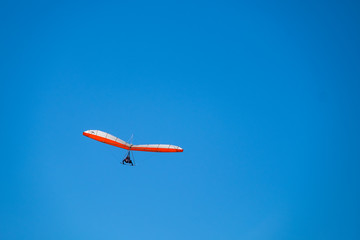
1,0,359,239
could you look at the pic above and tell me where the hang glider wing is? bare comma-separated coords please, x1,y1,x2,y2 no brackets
83,130,183,152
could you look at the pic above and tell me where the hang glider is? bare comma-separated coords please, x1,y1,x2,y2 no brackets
83,130,183,153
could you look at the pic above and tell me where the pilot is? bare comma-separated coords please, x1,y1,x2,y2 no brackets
122,152,133,166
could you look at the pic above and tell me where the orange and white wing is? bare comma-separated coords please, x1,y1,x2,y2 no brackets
83,130,183,152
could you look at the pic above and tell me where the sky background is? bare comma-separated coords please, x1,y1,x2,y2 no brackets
1,0,360,239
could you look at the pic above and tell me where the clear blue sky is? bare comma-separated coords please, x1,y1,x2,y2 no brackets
1,0,359,239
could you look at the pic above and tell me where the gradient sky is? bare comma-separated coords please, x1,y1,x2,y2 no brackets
1,0,359,239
